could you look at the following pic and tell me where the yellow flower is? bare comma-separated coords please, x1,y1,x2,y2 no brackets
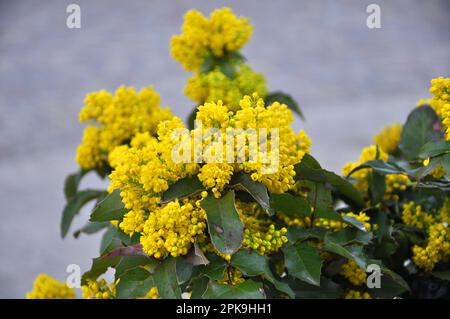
344,290,372,299
198,163,234,198
26,274,75,299
341,260,367,286
76,86,172,170
373,123,402,154
185,64,267,112
412,223,450,271
140,198,207,258
418,77,450,140
82,278,116,299
171,8,253,71
237,201,288,255
401,202,435,230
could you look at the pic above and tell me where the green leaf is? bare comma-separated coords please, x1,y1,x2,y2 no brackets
289,277,343,299
61,189,105,238
90,189,127,222
324,171,365,208
153,258,182,299
99,226,122,255
283,242,322,286
431,271,450,281
265,91,304,119
190,276,210,299
341,215,368,232
286,227,327,243
365,259,410,296
115,268,154,299
73,221,108,238
368,171,386,204
323,242,366,269
200,254,227,280
114,255,154,279
294,157,365,208
200,191,244,255
399,105,444,160
187,107,199,130
161,176,204,204
270,193,311,218
229,173,271,214
64,170,88,200
324,228,373,246
81,255,122,285
176,257,193,285
347,160,405,177
442,153,450,176
419,140,450,159
231,250,294,298
203,280,265,299
307,181,334,218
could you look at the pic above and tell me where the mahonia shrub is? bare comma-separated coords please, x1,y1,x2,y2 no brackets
27,8,449,299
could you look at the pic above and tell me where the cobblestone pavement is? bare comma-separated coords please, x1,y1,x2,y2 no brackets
0,0,449,298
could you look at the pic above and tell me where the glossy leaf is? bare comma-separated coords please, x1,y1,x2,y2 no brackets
284,242,322,286
201,191,244,255
90,189,127,222
161,176,204,204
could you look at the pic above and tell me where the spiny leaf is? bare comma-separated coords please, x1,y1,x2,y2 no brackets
115,268,154,299
201,191,244,255
283,242,322,286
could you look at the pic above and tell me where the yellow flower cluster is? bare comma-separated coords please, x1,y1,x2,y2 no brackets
171,8,253,71
403,200,450,271
373,123,402,154
417,77,450,140
190,95,311,196
107,95,309,258
198,163,234,198
234,94,311,193
185,64,268,112
140,198,207,258
344,290,372,299
26,274,75,299
82,278,116,299
412,223,450,271
108,123,199,235
76,86,172,169
341,260,367,286
342,144,410,200
385,173,409,201
401,202,435,230
237,201,288,255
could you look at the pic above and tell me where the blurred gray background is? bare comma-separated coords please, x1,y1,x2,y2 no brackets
0,0,449,298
